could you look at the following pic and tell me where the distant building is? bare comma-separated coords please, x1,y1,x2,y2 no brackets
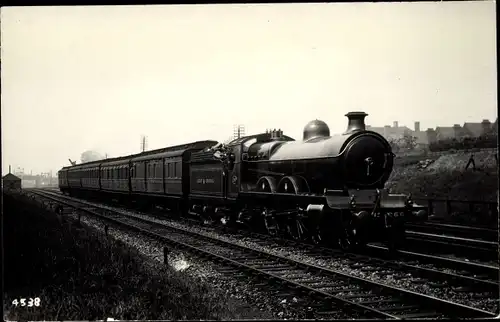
434,126,456,140
461,119,494,137
426,128,437,144
366,121,412,141
16,174,38,188
412,121,429,149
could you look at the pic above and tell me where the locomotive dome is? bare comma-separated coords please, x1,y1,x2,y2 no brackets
303,119,330,141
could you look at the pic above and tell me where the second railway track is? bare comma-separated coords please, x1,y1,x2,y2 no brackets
28,189,498,319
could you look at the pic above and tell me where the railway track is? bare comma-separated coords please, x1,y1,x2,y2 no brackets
406,222,498,242
402,229,498,261
27,189,498,319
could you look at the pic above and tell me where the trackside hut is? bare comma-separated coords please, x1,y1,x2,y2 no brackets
2,173,22,191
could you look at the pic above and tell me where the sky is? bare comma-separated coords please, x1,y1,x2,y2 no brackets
1,2,497,175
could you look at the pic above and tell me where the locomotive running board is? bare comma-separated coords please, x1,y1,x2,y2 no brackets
324,189,408,209
239,191,325,202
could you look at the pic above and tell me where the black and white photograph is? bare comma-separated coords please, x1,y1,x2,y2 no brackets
2,2,498,320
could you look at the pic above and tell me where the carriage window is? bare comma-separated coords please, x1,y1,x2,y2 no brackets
176,162,181,178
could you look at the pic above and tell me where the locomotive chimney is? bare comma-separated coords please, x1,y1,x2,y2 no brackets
344,111,368,135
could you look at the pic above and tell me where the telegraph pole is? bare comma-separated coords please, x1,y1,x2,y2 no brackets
233,125,246,139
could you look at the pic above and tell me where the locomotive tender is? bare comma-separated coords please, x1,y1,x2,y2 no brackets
59,112,427,249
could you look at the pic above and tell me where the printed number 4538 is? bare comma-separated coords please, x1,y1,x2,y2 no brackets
12,298,41,307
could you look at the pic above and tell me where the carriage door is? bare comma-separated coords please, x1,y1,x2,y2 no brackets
226,145,240,199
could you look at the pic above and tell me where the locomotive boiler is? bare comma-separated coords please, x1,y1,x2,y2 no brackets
242,112,394,194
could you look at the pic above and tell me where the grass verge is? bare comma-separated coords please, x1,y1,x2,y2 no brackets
3,191,253,320
389,150,498,201
388,150,498,225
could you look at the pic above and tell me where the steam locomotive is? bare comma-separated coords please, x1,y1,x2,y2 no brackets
58,112,427,249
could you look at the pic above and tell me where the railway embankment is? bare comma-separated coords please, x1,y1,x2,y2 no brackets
3,192,270,321
388,149,498,202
